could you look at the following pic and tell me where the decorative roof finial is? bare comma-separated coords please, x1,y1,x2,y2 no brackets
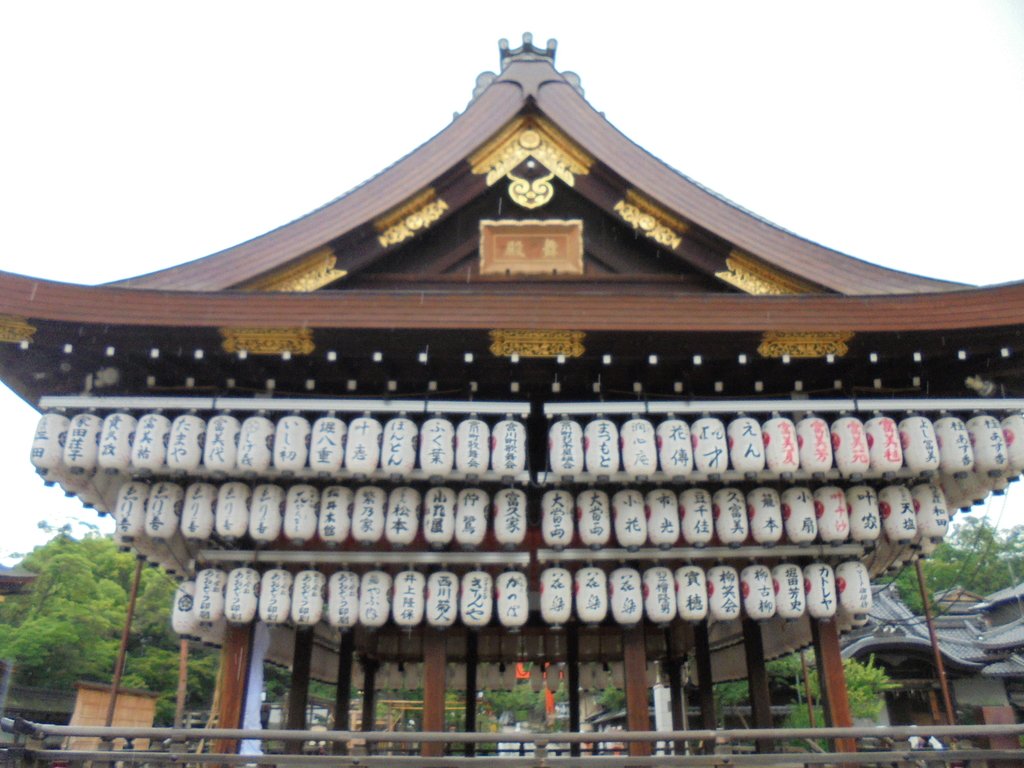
498,33,558,69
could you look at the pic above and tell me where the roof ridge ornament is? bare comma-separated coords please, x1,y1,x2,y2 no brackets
499,33,557,68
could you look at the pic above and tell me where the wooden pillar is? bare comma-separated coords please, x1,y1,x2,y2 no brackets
693,620,716,754
421,630,447,758
332,632,355,755
360,656,378,752
810,619,856,755
567,625,581,758
212,623,252,755
464,631,478,757
174,638,189,728
742,618,774,753
622,625,651,757
285,627,314,754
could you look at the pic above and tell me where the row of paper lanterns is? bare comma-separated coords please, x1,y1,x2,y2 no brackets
116,477,949,551
172,560,871,638
30,412,527,481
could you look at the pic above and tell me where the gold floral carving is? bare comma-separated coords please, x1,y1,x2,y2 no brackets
245,249,347,292
489,330,586,358
715,251,817,295
374,188,450,247
0,315,36,344
613,190,687,249
757,331,854,359
219,327,315,356
469,116,592,209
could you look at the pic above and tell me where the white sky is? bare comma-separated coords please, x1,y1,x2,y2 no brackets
0,1,1022,563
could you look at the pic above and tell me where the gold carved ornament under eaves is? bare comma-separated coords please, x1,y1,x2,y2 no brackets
0,315,36,344
757,332,854,359
613,190,687,250
220,327,315,356
374,188,450,248
489,330,586,359
715,251,818,295
244,249,347,292
469,116,593,209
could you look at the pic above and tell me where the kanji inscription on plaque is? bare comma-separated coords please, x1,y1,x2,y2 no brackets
479,219,583,275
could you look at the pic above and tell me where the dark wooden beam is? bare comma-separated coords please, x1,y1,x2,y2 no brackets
666,628,685,755
332,632,356,755
622,625,651,758
464,631,478,757
811,619,857,755
693,621,716,754
567,624,581,758
285,627,314,754
212,623,252,755
360,656,378,752
421,631,447,758
742,618,774,753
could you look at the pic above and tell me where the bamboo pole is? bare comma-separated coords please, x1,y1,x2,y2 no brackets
104,557,144,728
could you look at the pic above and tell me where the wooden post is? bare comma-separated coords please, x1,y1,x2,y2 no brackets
104,557,144,728
332,632,355,755
421,630,447,758
285,627,314,754
742,618,774,753
666,656,685,755
622,625,651,757
567,625,581,758
915,558,956,725
360,656,378,754
464,630,478,757
693,620,716,754
212,623,253,754
174,637,189,728
810,619,856,755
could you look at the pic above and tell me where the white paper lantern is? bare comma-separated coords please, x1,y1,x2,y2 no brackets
31,413,70,479
863,415,902,476
284,484,320,545
584,418,620,475
97,412,136,474
455,488,489,548
609,567,643,626
898,416,940,476
491,419,527,476
145,481,183,540
455,418,490,474
180,482,217,540
707,565,741,622
423,487,456,549
309,416,346,474
327,571,360,629
846,485,881,544
64,413,103,475
772,564,806,620
540,567,572,627
318,486,352,546
780,487,817,545
195,568,227,623
934,415,974,476
494,488,527,548
912,483,950,543
541,490,575,549
835,561,872,620
741,564,776,621
643,567,676,626
351,486,387,544
814,486,851,544
831,416,871,478
939,472,973,512
691,417,728,475
496,571,529,629
967,414,1009,477
646,489,680,548
236,415,274,474
171,581,199,637
392,570,426,627
385,486,420,547
381,417,418,477
674,566,708,622
713,487,748,547
549,419,584,477
728,416,766,475
621,418,657,478
113,481,149,541
203,414,240,474
656,419,693,477
273,415,311,474
1001,413,1024,473
879,485,917,545
248,483,285,543
680,487,714,547
167,414,206,473
762,416,800,476
612,489,647,550
804,563,838,620
258,569,293,624
215,482,251,540
745,487,782,546
359,570,392,628
460,570,493,628
576,489,611,549
796,415,834,474
574,567,608,625
426,571,459,628
224,567,260,624
420,417,455,477
345,416,383,475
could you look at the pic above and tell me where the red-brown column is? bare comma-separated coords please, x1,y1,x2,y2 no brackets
810,619,857,755
421,631,447,758
212,623,252,755
623,625,651,757
285,627,314,754
742,618,774,753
